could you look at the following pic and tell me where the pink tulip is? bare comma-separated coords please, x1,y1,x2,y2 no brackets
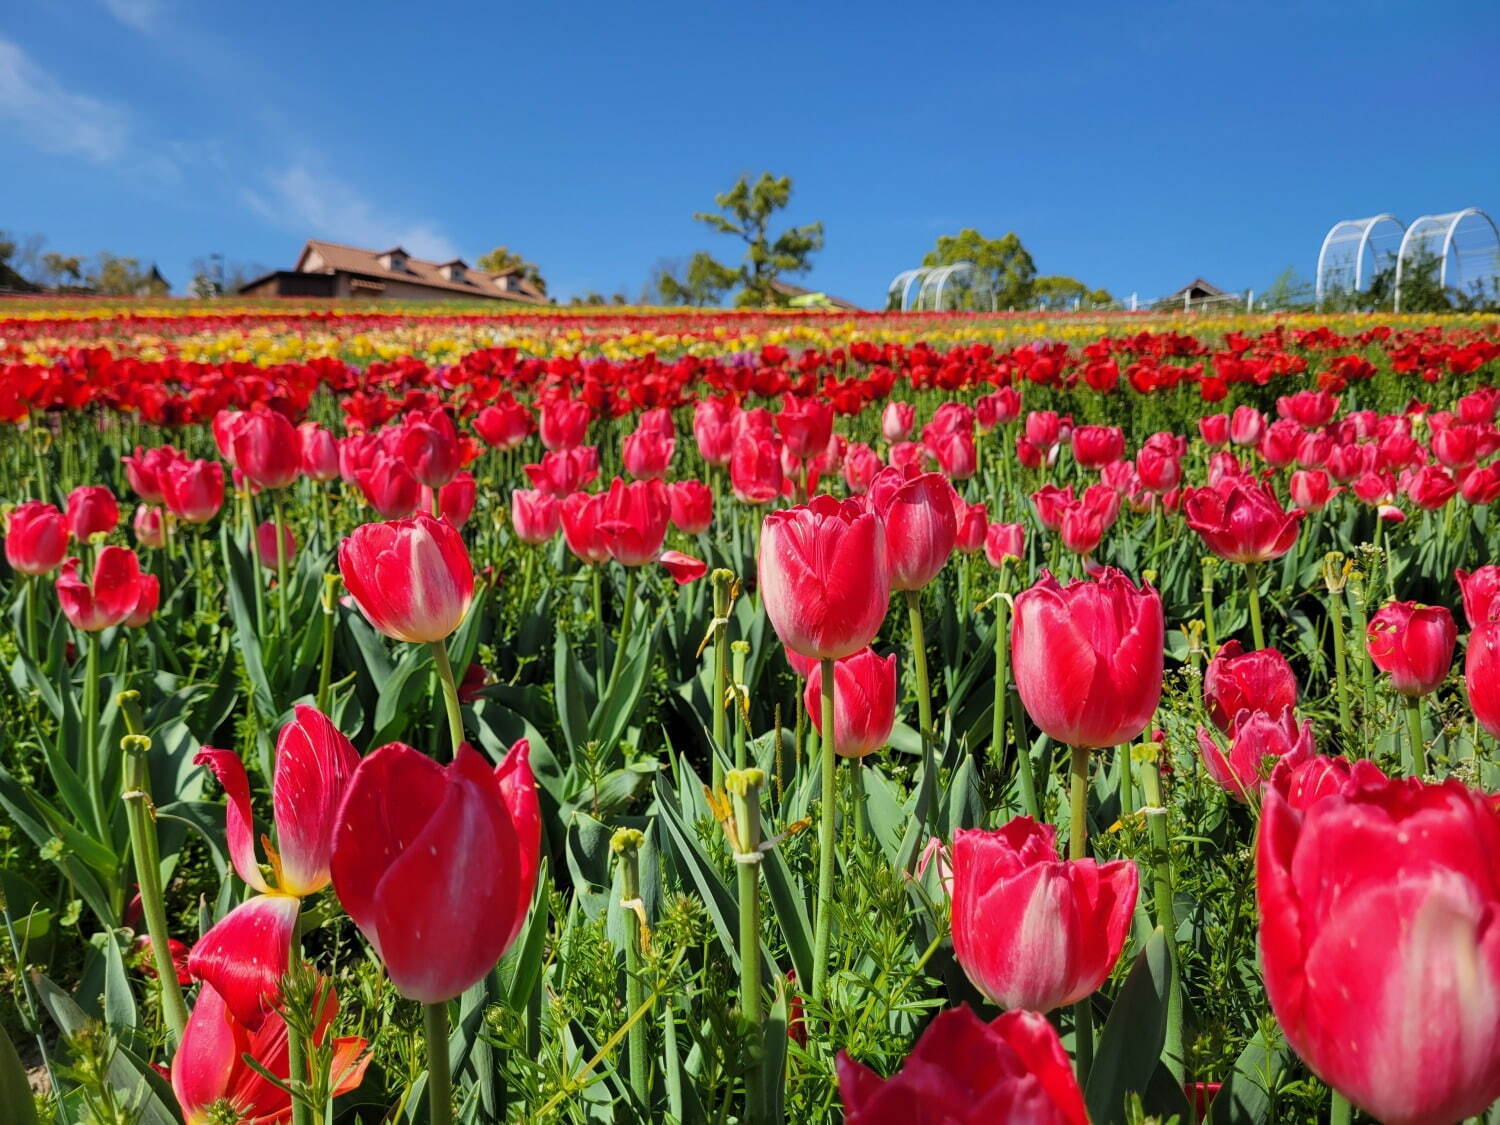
338,513,474,643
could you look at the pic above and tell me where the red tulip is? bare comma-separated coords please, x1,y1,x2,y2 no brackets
659,549,707,585
1366,601,1456,696
1011,568,1163,749
125,573,160,628
1197,706,1314,802
330,742,537,1002
776,395,834,460
401,408,461,489
692,398,736,466
621,428,676,480
1058,484,1119,558
866,467,957,591
1467,617,1500,738
511,488,560,545
1277,390,1340,428
1258,756,1500,1124
730,433,783,505
1183,478,1303,564
232,410,302,490
353,452,421,519
1203,640,1298,732
1229,405,1265,446
524,447,600,496
667,479,713,535
132,504,165,549
122,445,180,503
1433,423,1482,469
984,522,1025,568
1023,410,1063,451
837,1005,1087,1125
1457,565,1500,629
881,401,915,443
1070,424,1124,469
842,442,883,494
298,422,340,481
338,513,474,643
4,500,67,575
595,477,670,567
924,427,977,480
172,981,369,1125
55,548,148,632
951,818,1137,1011
1135,432,1186,492
803,649,898,758
560,491,611,564
429,471,476,527
1199,413,1230,446
66,485,119,541
1402,464,1459,510
1459,465,1500,506
189,707,358,1026
759,494,890,660
539,398,591,451
1031,485,1073,532
954,501,987,553
976,387,1021,429
255,520,297,570
161,459,225,524
474,400,532,450
1288,469,1339,512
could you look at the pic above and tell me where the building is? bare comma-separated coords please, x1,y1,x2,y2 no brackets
1165,278,1226,303
766,278,860,311
239,240,548,303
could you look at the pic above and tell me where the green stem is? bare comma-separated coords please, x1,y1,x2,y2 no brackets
1245,561,1266,651
316,575,338,715
1406,695,1428,777
287,912,310,1125
82,631,105,837
1326,580,1354,752
24,575,38,661
1346,571,1377,734
732,642,750,771
906,589,935,823
711,571,733,790
603,567,639,701
422,1001,454,1125
120,732,188,1042
429,642,464,757
1140,754,1184,1082
1329,1090,1352,1125
1201,564,1217,651
812,656,837,1002
612,830,650,1110
272,490,290,635
1068,744,1093,1083
591,566,606,673
728,767,766,1125
1118,745,1136,818
517,544,537,615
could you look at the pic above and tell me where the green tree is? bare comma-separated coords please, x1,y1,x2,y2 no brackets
0,232,41,292
1032,274,1114,310
41,252,84,288
655,252,741,307
86,253,160,296
477,246,546,295
922,228,1036,309
1259,266,1317,312
692,172,824,307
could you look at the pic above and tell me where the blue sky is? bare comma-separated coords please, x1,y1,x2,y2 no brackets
4,0,1499,306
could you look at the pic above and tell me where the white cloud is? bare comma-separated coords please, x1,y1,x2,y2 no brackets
101,0,162,31
243,165,459,259
0,38,131,163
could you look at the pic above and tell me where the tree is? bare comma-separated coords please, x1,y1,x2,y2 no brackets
477,246,546,296
1033,274,1114,310
922,229,1036,309
692,172,824,307
654,252,741,307
85,253,168,297
41,252,84,288
1259,266,1316,312
0,231,41,292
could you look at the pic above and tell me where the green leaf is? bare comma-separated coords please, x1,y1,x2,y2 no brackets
1213,1025,1287,1124
0,1026,38,1125
761,845,813,992
554,624,591,756
1086,928,1170,1125
101,932,138,1032
590,622,658,753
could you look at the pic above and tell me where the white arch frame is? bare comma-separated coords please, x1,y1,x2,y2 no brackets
1315,214,1404,306
886,268,933,311
1395,208,1500,311
913,261,994,311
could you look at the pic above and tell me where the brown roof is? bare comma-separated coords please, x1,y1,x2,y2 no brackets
766,278,861,311
291,239,548,303
1167,277,1227,299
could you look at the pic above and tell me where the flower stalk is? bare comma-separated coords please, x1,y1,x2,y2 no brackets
611,828,650,1110
812,655,837,1002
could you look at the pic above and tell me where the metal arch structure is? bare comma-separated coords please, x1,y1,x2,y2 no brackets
1395,208,1500,311
1315,214,1404,306
914,261,995,311
886,268,933,311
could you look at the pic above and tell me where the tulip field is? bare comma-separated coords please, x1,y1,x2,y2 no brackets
7,302,1500,1124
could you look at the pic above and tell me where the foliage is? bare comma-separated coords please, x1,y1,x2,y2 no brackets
690,172,825,307
921,228,1036,309
477,246,548,296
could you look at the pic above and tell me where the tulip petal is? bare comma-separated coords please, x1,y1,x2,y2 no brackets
368,745,520,1002
195,748,271,893
186,894,300,1030
171,982,242,1120
273,706,360,897
495,740,541,950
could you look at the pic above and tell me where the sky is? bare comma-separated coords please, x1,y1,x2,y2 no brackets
3,0,1499,307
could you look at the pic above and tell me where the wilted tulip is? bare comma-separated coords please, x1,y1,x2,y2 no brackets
1011,568,1163,749
803,649,898,758
838,1005,1087,1125
330,741,538,1002
1258,756,1500,1124
760,495,890,660
1197,706,1314,802
950,818,1137,1011
338,513,474,643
